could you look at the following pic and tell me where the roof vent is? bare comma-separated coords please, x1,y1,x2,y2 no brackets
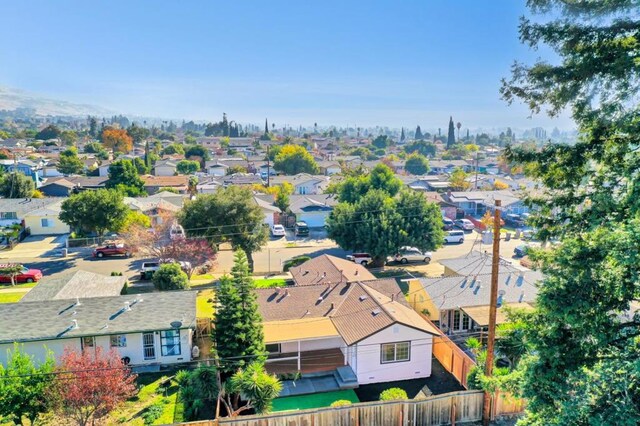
305,310,311,316
284,289,290,297
372,309,382,316
322,272,327,278
317,296,324,302
359,295,369,301
135,294,143,303
71,319,79,330
124,301,131,312
355,270,359,276
75,296,81,306
275,287,281,293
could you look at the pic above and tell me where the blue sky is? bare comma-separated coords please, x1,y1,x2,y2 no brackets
0,1,572,130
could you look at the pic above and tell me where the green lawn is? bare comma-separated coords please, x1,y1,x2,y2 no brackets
107,373,179,425
254,278,288,288
196,289,215,318
191,273,215,281
0,292,25,303
271,390,360,412
1,282,37,289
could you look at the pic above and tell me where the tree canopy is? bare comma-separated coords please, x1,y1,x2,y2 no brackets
106,159,146,196
60,189,129,236
177,159,200,174
0,172,34,198
36,124,62,140
101,128,133,153
57,147,85,175
273,144,319,175
449,167,471,191
404,153,430,175
179,186,268,270
404,139,437,157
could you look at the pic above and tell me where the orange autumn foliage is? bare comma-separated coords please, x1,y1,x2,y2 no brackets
102,128,133,153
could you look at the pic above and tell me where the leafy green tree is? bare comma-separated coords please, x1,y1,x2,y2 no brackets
226,165,248,175
328,180,443,266
176,160,200,174
223,362,281,415
57,147,85,175
492,2,640,424
275,186,290,212
0,264,24,286
132,157,150,175
106,159,146,196
179,186,268,270
185,145,210,161
0,173,34,198
0,344,55,426
84,141,109,160
404,153,430,175
213,249,266,374
449,167,471,191
404,139,437,157
126,123,150,144
414,125,423,140
162,143,185,156
273,144,319,175
371,135,390,149
335,163,402,204
60,189,129,235
152,263,190,290
36,124,61,140
60,130,78,146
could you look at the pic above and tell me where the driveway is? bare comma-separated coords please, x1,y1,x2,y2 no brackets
1,235,66,259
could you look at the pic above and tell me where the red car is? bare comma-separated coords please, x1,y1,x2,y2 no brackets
93,243,131,258
0,265,43,284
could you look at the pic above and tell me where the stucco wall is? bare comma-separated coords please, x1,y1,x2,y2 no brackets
24,215,70,235
353,324,433,385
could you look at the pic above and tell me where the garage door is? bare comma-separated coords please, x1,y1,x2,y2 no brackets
298,213,327,227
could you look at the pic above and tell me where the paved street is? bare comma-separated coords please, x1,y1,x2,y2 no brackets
0,229,531,283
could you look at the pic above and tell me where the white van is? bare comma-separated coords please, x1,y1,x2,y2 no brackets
444,230,465,244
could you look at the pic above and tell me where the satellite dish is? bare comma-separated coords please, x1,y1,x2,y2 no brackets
170,321,182,329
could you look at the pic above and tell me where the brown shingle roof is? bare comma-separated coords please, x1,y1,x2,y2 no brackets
141,175,188,187
289,254,376,286
257,279,438,345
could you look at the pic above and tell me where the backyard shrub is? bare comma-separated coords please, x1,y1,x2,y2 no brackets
283,256,311,272
111,271,123,276
330,400,353,407
379,388,408,401
142,402,164,425
153,263,190,291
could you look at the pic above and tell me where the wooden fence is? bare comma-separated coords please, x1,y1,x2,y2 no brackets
174,391,484,426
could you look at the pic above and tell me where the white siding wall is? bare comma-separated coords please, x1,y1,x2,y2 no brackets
353,324,433,385
279,337,344,353
24,215,70,235
0,329,192,367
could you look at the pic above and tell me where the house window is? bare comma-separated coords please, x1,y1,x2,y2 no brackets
0,212,17,220
160,330,181,356
266,343,281,354
41,218,54,228
81,336,95,349
381,342,410,363
110,335,127,347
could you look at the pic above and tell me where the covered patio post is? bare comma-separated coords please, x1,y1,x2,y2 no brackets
297,340,301,371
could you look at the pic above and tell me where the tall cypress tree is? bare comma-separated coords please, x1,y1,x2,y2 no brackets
415,125,423,140
400,127,406,142
264,118,269,135
447,116,455,149
213,249,265,374
144,141,151,170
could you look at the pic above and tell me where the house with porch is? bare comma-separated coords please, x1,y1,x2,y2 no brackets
408,252,541,336
257,279,439,388
0,291,197,368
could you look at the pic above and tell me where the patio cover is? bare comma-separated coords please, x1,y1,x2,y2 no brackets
263,317,340,343
461,303,533,327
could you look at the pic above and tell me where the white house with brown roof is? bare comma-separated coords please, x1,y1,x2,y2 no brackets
257,279,439,386
289,254,376,286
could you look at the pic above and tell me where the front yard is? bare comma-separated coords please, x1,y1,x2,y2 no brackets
0,292,25,303
271,389,359,412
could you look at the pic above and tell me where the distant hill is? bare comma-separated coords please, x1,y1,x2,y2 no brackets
0,86,113,117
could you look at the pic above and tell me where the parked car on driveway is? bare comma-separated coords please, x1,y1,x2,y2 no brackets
444,230,465,244
295,221,309,237
271,224,286,237
442,217,455,231
140,261,160,280
392,247,432,264
93,243,131,258
455,218,475,231
346,253,372,266
514,244,530,258
504,214,525,228
0,265,43,284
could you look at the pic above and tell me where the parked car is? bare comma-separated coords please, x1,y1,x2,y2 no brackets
455,218,475,231
514,244,530,258
271,224,286,237
140,261,160,280
444,230,465,244
504,214,525,228
0,265,43,284
346,253,372,266
93,243,131,258
392,247,432,264
442,217,455,231
295,221,309,237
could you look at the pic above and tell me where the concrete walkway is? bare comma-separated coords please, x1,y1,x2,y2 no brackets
0,287,31,293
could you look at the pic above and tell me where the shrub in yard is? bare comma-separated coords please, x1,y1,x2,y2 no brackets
142,402,164,425
152,263,190,291
283,256,311,272
111,271,123,276
379,388,408,401
330,400,353,407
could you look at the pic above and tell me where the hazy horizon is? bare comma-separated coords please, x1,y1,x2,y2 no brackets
0,0,574,130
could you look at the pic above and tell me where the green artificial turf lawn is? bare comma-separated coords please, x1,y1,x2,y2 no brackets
254,278,287,288
271,389,360,412
0,292,24,303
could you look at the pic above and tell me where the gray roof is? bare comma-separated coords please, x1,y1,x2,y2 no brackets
20,270,127,302
439,251,531,276
445,190,522,207
0,197,65,216
288,194,338,214
0,291,197,344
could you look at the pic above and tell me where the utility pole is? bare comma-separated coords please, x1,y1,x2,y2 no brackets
266,144,270,187
475,151,479,190
483,199,501,426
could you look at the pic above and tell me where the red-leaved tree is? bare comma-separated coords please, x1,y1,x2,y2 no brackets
53,347,137,426
124,211,216,278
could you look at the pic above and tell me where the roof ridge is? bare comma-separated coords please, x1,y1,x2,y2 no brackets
328,283,355,318
359,283,394,320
